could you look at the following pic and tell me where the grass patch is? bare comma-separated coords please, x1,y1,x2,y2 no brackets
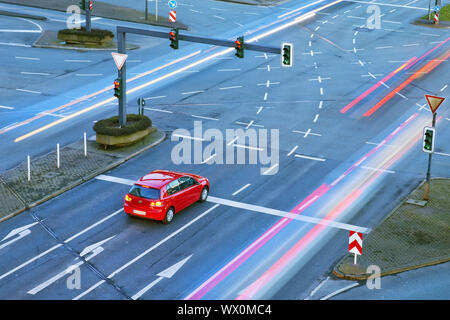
93,114,152,136
421,4,450,21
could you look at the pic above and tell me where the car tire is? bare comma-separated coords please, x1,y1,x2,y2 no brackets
163,207,174,224
199,187,209,202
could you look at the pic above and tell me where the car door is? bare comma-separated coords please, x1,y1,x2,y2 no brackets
166,179,183,212
179,176,200,207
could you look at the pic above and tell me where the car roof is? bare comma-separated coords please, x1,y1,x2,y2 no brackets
136,170,184,189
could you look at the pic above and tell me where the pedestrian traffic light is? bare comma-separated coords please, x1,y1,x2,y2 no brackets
235,36,244,58
114,78,121,98
169,28,179,49
79,0,86,10
281,42,293,67
422,127,435,153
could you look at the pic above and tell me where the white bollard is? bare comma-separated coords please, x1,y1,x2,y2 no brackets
57,144,60,168
84,132,87,157
27,155,30,181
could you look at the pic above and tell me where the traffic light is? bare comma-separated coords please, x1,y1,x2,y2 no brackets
281,42,293,67
235,36,244,58
114,78,121,98
422,127,435,153
169,28,179,49
79,0,86,10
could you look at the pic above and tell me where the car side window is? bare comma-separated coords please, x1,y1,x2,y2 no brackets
179,176,197,191
166,180,181,196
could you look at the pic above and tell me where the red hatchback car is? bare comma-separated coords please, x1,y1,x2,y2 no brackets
124,170,209,224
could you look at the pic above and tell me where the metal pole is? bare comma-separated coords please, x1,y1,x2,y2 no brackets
84,132,87,157
156,0,158,21
145,0,148,20
27,155,30,181
424,112,437,200
428,0,431,20
57,144,60,169
86,0,91,32
117,30,127,127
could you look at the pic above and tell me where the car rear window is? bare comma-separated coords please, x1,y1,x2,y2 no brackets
129,185,160,199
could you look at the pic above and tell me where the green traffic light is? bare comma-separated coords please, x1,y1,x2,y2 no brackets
282,45,291,66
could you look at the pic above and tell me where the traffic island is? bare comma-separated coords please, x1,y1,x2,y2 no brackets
333,178,450,280
0,128,166,223
413,4,450,28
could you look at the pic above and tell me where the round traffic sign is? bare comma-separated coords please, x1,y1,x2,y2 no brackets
435,5,440,11
168,0,177,9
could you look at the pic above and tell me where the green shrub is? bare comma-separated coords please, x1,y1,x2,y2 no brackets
93,114,152,136
58,27,114,38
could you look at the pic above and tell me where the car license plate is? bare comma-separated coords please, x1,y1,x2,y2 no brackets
133,209,146,215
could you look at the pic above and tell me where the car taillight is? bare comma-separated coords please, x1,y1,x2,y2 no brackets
125,194,132,202
150,201,163,207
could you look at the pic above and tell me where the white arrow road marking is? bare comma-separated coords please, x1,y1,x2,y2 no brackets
27,236,115,295
132,255,193,300
0,222,39,250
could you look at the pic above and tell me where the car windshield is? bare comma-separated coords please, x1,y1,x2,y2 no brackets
128,185,160,200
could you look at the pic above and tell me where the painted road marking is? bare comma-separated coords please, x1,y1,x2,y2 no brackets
320,283,359,300
287,145,298,157
0,105,14,110
74,204,220,300
144,107,173,114
191,115,219,121
295,154,326,162
219,86,242,90
232,183,251,196
182,90,204,95
16,88,41,94
15,56,40,60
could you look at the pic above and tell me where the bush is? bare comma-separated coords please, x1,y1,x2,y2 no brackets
93,114,152,136
58,27,114,38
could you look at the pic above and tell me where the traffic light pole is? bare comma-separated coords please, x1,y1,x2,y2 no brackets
114,26,282,128
85,0,91,32
117,31,127,127
424,112,437,200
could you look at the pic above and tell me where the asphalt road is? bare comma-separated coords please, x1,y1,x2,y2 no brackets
0,0,449,300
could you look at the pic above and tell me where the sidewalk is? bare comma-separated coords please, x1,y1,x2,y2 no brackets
0,0,188,30
333,178,450,280
0,129,166,223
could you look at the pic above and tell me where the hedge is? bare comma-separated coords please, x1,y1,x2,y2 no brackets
58,27,114,38
93,114,152,136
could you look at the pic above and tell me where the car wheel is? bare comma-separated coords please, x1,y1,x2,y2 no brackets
199,187,209,202
163,207,174,224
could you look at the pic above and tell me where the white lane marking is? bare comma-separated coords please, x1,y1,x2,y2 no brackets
227,136,239,146
287,145,298,157
0,209,123,281
235,121,264,128
191,115,219,121
145,96,166,100
213,15,225,20
365,141,395,147
20,72,50,76
382,20,401,24
74,204,220,300
189,9,201,13
420,33,440,37
344,0,428,10
320,88,324,95
361,166,395,173
440,85,447,92
257,106,263,114
0,105,14,110
232,183,251,196
234,22,243,27
201,154,216,164
0,42,31,47
262,163,279,175
402,43,419,47
16,88,41,94
144,107,173,114
292,130,322,137
319,101,323,109
15,56,40,60
313,114,319,123
207,196,370,233
320,283,359,300
38,112,65,118
307,276,330,299
435,152,450,157
347,15,365,19
182,90,204,95
375,46,393,49
232,144,264,151
295,154,326,162
172,134,205,141
96,175,135,185
219,86,242,90
264,92,268,101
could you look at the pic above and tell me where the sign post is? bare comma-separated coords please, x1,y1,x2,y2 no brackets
348,231,363,265
423,94,445,200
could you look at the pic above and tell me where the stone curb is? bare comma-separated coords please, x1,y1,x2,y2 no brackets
333,178,450,280
0,130,166,224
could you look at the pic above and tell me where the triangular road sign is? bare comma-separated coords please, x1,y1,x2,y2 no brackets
111,52,128,71
425,94,445,114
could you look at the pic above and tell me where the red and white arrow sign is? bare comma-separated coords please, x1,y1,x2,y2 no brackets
348,231,363,255
111,52,128,71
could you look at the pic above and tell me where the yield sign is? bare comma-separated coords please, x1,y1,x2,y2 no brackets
348,231,363,255
111,52,128,71
425,94,445,114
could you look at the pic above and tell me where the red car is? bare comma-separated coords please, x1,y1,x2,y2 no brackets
124,170,209,224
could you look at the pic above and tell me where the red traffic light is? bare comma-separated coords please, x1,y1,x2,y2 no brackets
114,80,120,88
235,40,241,48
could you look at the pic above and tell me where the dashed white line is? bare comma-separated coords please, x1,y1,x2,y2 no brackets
232,183,251,196
219,86,242,90
191,115,219,121
16,88,41,94
182,90,204,95
15,56,40,60
295,154,326,162
440,85,447,92
287,145,298,157
144,108,173,114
